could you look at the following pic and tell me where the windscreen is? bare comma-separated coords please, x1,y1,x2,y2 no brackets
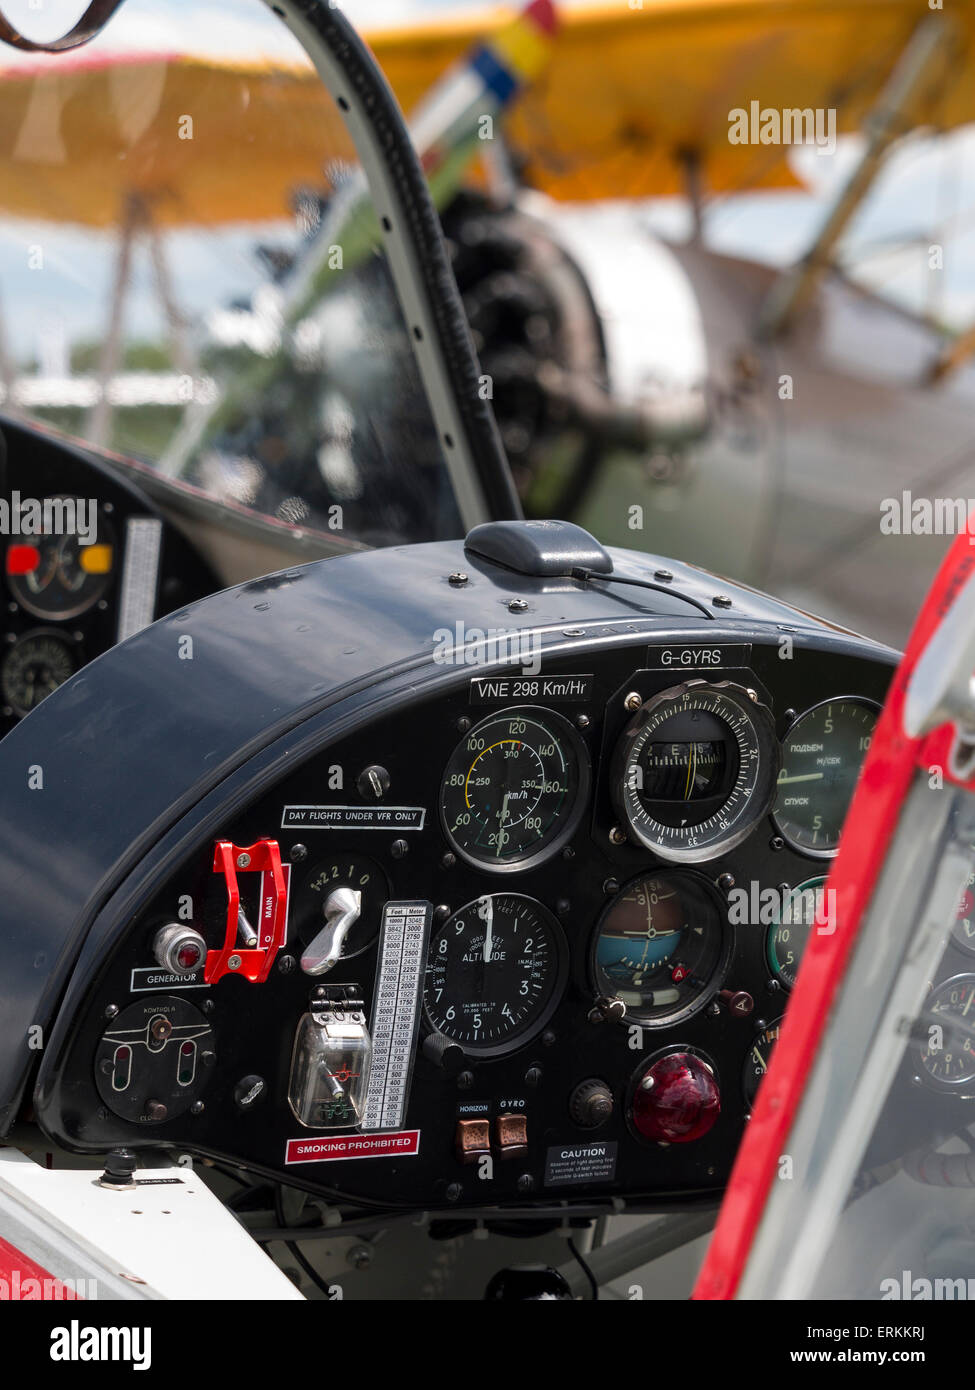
0,0,463,548
737,777,975,1301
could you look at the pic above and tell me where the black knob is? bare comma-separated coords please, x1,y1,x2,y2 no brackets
99,1149,137,1189
570,1078,614,1128
422,1030,466,1076
356,764,391,800
719,988,754,1017
485,1266,573,1300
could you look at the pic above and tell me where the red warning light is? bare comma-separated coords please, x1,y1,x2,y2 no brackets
6,545,39,576
176,941,203,971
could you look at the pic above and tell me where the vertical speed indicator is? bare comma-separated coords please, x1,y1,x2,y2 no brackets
440,706,588,870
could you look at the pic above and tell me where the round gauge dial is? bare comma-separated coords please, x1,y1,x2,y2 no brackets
423,894,565,1054
592,871,730,1025
766,876,829,989
612,681,779,862
1,630,78,717
742,1020,782,1108
916,976,975,1090
296,854,389,960
6,504,115,620
440,706,588,869
773,698,878,856
951,865,975,955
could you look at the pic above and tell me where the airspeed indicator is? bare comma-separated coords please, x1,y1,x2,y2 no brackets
440,706,588,869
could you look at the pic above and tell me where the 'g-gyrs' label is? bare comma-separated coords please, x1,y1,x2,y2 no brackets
646,644,752,670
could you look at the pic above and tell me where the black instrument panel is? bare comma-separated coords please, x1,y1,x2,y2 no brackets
38,634,894,1212
0,417,218,733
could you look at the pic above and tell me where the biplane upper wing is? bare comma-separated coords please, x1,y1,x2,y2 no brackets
0,53,349,228
370,0,975,199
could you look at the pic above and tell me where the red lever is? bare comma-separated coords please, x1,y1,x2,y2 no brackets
205,839,288,984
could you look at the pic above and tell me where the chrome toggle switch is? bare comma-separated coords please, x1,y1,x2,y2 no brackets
300,887,362,975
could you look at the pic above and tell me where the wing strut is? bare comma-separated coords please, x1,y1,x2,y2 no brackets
758,13,960,339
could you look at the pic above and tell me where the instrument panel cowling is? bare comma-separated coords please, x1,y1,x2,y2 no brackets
0,528,897,1146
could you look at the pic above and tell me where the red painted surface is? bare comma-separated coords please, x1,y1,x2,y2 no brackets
0,1236,81,1300
694,529,975,1299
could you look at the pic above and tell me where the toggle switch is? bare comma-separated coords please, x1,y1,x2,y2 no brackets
301,888,362,975
455,1117,491,1165
495,1112,528,1160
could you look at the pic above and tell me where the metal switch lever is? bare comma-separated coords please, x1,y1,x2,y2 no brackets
301,888,362,975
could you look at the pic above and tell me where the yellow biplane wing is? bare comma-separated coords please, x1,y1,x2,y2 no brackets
370,0,975,199
0,53,348,228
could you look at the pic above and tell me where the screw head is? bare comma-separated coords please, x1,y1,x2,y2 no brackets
277,954,296,975
228,954,242,970
190,1101,205,1115
576,714,590,729
716,872,735,892
712,594,733,609
104,1004,118,1020
441,851,456,869
456,717,471,733
654,569,673,582
390,839,409,860
624,691,643,711
769,836,785,852
456,1070,475,1090
445,1182,463,1203
289,843,308,863
236,853,251,869
516,1174,535,1194
448,572,469,587
508,598,529,613
433,904,450,923
609,825,627,846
